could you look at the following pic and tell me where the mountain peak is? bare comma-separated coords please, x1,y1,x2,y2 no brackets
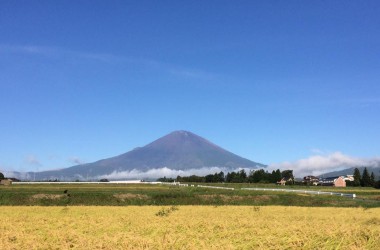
171,130,192,134
146,130,217,151
166,130,194,138
166,130,199,139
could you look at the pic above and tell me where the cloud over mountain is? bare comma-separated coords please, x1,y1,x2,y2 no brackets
269,152,380,177
97,166,238,180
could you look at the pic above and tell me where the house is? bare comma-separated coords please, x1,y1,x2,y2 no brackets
0,179,13,185
277,177,293,185
303,175,320,185
319,176,346,187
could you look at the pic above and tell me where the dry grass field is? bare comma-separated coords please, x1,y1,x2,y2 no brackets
1,206,379,249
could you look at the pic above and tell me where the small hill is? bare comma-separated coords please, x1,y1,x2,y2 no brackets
319,166,380,179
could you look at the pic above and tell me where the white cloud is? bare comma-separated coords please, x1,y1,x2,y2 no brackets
0,45,117,62
310,148,325,155
269,152,380,177
97,166,250,180
5,171,32,180
25,155,41,166
168,68,218,80
0,44,218,81
0,165,5,175
0,44,55,56
69,157,84,165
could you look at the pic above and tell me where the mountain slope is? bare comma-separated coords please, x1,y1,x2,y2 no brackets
19,130,265,180
319,165,380,179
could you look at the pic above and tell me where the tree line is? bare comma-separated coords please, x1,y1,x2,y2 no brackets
158,169,294,184
352,167,379,188
158,167,380,189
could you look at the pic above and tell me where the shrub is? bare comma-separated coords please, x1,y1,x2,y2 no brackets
155,206,179,217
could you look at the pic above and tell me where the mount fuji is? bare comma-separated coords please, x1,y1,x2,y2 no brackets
10,130,266,180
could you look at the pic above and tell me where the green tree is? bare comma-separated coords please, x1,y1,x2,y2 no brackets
217,171,225,182
248,170,255,183
226,172,237,183
370,172,376,187
0,172,4,179
204,172,224,183
270,170,277,183
238,169,247,182
353,168,361,186
250,169,265,183
361,167,371,187
281,170,294,185
274,169,282,183
374,180,380,189
281,170,294,179
157,176,175,182
205,174,215,183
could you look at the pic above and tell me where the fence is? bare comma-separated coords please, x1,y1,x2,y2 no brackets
197,185,234,190
160,182,189,187
241,187,356,198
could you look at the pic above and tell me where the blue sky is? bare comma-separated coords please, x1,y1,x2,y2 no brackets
1,1,380,174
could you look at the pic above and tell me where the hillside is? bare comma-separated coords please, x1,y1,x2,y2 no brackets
319,166,380,179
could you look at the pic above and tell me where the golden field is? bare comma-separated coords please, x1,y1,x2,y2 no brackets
1,206,379,249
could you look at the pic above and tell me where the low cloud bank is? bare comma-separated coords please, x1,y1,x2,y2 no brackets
5,171,33,180
269,152,380,177
5,152,380,181
97,166,253,180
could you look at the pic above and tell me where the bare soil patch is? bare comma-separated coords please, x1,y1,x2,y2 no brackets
197,194,274,202
113,193,149,201
297,193,311,197
251,195,274,202
31,194,66,200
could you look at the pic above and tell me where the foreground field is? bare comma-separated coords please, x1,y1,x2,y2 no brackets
1,206,379,249
1,183,380,207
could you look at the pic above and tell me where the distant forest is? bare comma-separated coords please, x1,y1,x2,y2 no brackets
158,169,293,184
158,167,380,188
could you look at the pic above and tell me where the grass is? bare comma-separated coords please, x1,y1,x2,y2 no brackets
1,206,379,249
1,183,379,207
